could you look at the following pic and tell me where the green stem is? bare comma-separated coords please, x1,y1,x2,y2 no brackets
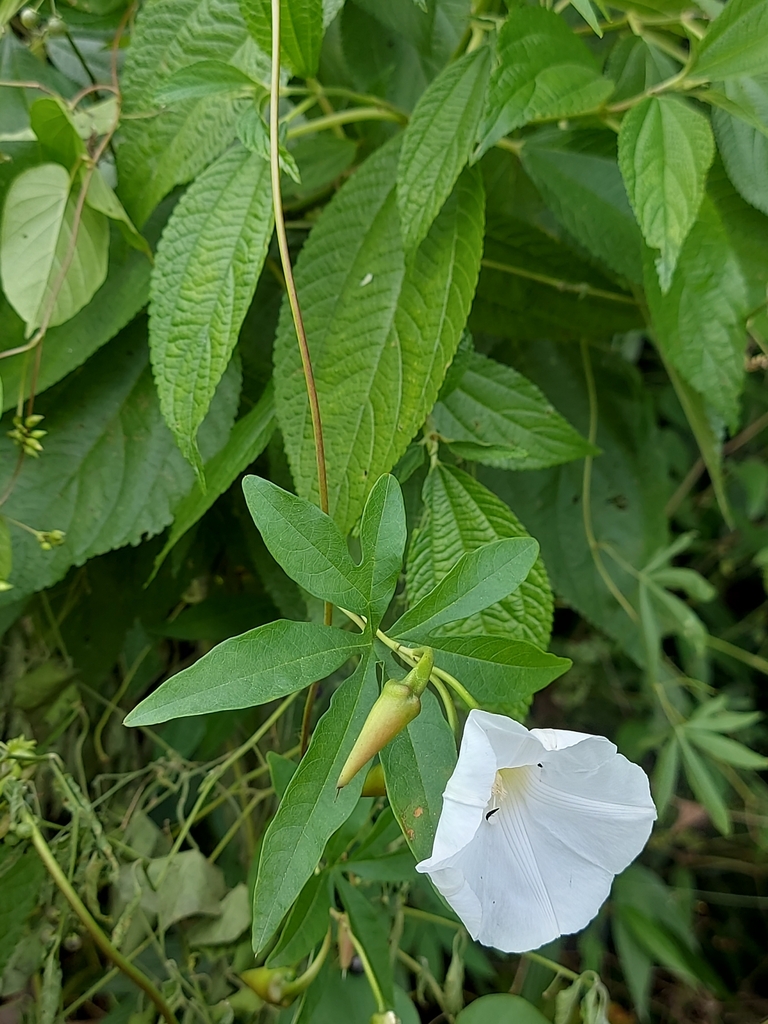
25,814,178,1024
286,107,405,139
580,339,638,624
523,950,580,982
706,635,768,677
481,258,637,306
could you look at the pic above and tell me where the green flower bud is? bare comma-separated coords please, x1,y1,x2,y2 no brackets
361,763,386,797
371,1013,400,1024
240,967,296,1007
337,649,433,790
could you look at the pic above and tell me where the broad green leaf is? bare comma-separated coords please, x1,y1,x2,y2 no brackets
29,96,86,169
694,0,768,80
251,652,377,955
456,994,550,1024
274,139,485,533
712,75,768,215
618,95,714,292
521,130,644,283
391,536,539,640
478,7,614,155
0,326,240,605
652,737,679,817
336,874,395,1008
124,620,364,725
150,143,273,474
426,634,570,716
0,199,173,412
84,167,152,259
268,869,334,967
485,341,668,666
0,849,44,975
155,59,259,104
678,733,731,834
397,46,491,252
117,0,259,226
432,352,597,471
0,517,11,581
605,36,680,103
1,163,109,332
242,476,369,616
239,0,323,78
357,473,407,627
473,150,641,344
282,134,357,203
686,729,768,769
644,198,748,432
407,464,553,648
152,383,276,577
379,688,456,862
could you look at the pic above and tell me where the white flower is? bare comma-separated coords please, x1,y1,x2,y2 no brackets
415,710,657,953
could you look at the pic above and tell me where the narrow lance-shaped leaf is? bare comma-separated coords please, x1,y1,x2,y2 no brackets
408,463,554,648
356,473,407,627
478,6,614,156
618,95,714,293
391,536,539,640
274,138,485,533
123,620,367,725
252,651,377,955
693,0,768,81
149,143,273,476
397,46,491,253
432,352,597,470
380,689,456,862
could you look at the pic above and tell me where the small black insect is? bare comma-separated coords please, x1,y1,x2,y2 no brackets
537,763,543,768
485,808,499,821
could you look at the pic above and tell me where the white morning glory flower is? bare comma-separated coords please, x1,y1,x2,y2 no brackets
415,709,657,953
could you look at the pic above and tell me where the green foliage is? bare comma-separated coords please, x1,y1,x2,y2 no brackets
1,0,768,1019
149,143,273,474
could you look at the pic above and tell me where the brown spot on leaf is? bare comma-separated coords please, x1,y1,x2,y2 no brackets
413,807,423,818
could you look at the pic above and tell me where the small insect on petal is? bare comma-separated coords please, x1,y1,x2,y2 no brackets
416,710,657,953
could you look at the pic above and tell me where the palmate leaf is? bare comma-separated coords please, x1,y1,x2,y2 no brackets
274,138,484,533
391,536,539,640
123,620,367,725
149,143,273,474
243,473,406,626
478,6,613,156
618,95,714,292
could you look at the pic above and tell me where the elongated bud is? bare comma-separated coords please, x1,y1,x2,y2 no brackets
240,966,296,1007
371,1012,400,1024
337,650,434,790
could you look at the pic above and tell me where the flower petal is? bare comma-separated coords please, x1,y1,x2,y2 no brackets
530,727,597,751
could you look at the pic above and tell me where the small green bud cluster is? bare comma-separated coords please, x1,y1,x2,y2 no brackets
8,414,46,457
36,529,65,551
